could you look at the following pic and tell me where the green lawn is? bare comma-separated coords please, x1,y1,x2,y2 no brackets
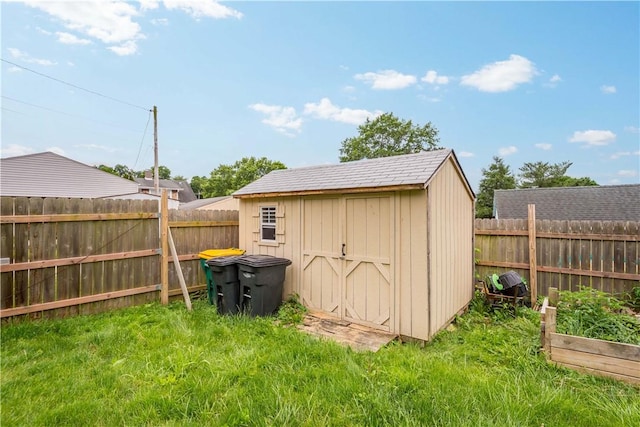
1,299,638,426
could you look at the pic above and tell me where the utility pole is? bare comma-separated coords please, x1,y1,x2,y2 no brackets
153,105,159,195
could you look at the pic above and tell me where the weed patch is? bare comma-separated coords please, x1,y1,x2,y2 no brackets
556,287,640,345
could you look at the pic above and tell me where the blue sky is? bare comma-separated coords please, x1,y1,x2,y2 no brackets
2,1,639,191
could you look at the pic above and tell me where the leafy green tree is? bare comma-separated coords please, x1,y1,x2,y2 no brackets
552,175,598,187
203,157,287,197
339,112,440,162
172,175,186,181
476,156,517,218
518,161,597,188
97,165,115,175
518,161,571,188
111,164,136,180
189,176,207,198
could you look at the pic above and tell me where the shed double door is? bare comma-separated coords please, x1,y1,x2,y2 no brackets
301,196,392,330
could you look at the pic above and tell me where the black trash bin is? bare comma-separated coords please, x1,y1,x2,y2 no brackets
236,255,292,316
206,255,244,315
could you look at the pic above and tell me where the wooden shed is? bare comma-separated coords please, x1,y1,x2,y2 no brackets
233,149,475,341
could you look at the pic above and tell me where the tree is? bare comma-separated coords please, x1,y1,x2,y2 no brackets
203,157,286,197
476,156,517,218
97,164,115,175
518,161,597,188
189,175,207,198
111,164,136,180
518,161,571,188
339,112,440,162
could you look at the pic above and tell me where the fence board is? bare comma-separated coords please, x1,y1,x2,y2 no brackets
475,217,640,297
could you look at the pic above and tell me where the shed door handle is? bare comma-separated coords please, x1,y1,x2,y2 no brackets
341,243,346,257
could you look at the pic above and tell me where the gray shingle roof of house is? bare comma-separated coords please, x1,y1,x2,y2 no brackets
0,151,140,198
134,177,183,190
234,149,458,197
493,185,640,221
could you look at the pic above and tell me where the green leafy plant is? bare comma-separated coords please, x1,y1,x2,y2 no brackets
275,293,307,326
557,287,640,345
624,285,640,312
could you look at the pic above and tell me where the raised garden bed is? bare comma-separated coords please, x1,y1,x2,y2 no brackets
540,288,640,384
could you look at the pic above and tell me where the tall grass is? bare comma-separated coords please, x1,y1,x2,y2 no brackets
2,298,638,426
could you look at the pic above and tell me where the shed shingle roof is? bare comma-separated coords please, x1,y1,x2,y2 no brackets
493,185,640,221
234,149,455,197
0,151,140,198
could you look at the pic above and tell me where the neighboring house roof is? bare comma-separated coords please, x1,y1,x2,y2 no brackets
0,151,140,198
133,178,197,203
179,196,231,210
175,181,197,203
493,184,640,221
234,149,472,198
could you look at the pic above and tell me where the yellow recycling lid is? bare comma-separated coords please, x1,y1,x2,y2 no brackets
198,248,245,260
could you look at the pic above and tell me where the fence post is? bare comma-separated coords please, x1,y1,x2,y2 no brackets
549,287,559,307
544,306,556,354
528,204,538,305
160,190,169,305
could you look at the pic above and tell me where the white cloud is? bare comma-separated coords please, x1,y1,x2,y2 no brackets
162,0,243,19
617,170,638,177
339,65,349,71
624,126,639,134
610,151,640,160
342,85,356,93
17,1,241,56
303,98,382,125
354,70,417,90
107,40,139,56
600,85,616,94
535,143,552,150
249,103,302,136
0,144,35,158
7,66,22,73
36,26,52,35
139,0,160,11
7,47,56,66
421,70,449,85
458,151,474,158
544,74,561,88
568,130,616,146
460,54,537,92
21,1,142,44
151,18,169,26
56,32,92,45
498,146,518,156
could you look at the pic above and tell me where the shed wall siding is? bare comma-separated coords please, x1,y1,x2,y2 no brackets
395,190,429,340
428,158,474,336
238,197,301,298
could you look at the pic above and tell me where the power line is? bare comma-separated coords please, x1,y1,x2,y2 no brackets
2,95,144,133
1,58,151,112
133,110,153,170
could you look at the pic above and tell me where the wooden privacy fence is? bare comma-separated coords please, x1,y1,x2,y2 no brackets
0,195,239,320
540,288,640,385
475,205,640,300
